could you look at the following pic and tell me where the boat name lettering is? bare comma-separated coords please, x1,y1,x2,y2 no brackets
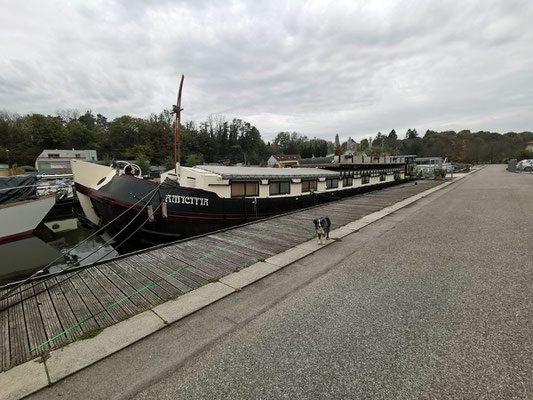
164,194,209,206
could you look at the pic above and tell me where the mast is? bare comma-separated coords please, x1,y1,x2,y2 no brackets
173,75,184,175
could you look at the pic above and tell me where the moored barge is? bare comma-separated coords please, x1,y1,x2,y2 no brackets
72,156,410,246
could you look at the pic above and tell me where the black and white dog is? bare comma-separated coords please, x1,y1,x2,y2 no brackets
313,216,331,245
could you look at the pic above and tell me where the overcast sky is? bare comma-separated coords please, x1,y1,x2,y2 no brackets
1,0,532,143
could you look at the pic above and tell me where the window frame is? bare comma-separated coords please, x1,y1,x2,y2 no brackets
302,179,317,193
231,181,259,197
326,177,339,189
343,176,353,187
269,180,291,196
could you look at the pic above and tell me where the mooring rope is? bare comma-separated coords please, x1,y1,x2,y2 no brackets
0,197,165,312
30,222,317,352
0,181,165,302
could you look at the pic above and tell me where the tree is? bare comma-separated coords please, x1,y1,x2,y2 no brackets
373,132,384,148
5,107,533,168
405,128,418,140
55,109,80,123
65,121,96,149
96,113,108,129
185,154,202,166
334,144,343,162
107,116,149,160
78,111,96,130
384,129,399,154
360,138,369,153
24,114,66,149
273,131,290,149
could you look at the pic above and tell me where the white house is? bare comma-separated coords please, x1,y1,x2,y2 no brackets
267,154,300,168
35,149,98,174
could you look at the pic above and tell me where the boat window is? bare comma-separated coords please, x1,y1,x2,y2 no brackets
75,154,81,158
326,178,339,189
48,153,60,158
302,180,317,192
362,174,370,184
231,181,259,197
343,177,353,187
270,181,290,195
380,173,386,181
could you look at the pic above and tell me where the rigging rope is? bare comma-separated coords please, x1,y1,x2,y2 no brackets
0,195,165,311
0,180,165,302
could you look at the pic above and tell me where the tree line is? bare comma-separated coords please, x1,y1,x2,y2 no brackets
0,110,271,169
0,110,531,170
0,110,334,170
358,128,533,164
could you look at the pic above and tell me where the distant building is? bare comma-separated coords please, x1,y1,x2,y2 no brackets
0,164,9,177
526,141,533,152
334,133,340,148
347,137,358,152
35,149,98,174
267,154,301,168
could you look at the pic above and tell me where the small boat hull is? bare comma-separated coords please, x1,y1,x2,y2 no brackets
0,195,56,244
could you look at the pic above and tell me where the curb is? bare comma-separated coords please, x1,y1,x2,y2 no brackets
0,172,474,400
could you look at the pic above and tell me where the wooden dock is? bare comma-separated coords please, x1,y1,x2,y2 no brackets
0,180,443,371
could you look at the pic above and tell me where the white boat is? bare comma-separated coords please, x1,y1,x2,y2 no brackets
0,195,56,244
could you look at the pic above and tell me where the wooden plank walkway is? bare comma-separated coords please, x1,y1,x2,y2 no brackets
0,179,442,371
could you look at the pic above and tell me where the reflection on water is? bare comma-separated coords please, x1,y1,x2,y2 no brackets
0,237,62,285
45,219,118,270
0,216,118,286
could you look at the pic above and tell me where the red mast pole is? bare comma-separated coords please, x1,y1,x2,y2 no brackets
174,75,184,175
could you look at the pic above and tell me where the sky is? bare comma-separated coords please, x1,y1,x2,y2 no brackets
1,0,532,143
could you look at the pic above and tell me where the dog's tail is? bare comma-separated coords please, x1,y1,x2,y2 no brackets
325,216,331,226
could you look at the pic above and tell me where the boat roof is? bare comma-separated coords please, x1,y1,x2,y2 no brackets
194,165,339,180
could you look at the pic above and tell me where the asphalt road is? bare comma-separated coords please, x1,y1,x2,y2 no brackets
30,165,533,399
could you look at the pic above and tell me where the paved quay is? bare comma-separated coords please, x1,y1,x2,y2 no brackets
1,175,451,399
21,165,533,400
0,178,442,374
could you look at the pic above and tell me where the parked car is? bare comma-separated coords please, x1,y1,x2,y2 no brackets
516,159,533,171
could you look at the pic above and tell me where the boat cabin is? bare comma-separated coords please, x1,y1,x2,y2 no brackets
171,158,406,199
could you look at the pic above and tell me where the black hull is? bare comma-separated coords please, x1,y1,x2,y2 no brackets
77,175,404,247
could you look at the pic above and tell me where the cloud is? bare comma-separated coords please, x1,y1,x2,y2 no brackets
1,0,532,143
